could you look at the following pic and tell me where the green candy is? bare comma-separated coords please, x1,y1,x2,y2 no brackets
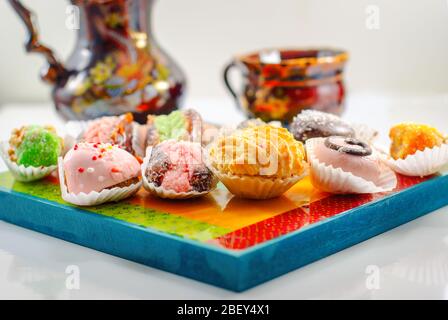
154,110,187,142
15,126,62,167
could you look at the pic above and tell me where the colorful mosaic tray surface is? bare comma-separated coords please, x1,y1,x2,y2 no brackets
0,171,430,251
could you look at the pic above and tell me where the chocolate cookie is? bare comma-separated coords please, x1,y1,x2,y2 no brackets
290,110,355,142
324,136,372,157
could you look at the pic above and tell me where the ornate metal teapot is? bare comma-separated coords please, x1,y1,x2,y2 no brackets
9,0,186,123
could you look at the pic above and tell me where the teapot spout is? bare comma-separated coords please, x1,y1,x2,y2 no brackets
8,0,68,84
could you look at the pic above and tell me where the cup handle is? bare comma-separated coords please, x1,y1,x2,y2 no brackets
223,61,243,111
8,0,67,84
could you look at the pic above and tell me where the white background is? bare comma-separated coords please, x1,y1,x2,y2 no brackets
1,0,448,300
1,0,448,105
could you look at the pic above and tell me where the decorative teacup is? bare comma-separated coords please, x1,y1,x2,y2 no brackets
223,48,348,124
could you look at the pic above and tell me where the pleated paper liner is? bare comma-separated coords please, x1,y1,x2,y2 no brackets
351,122,379,144
0,141,57,182
306,138,397,194
58,158,142,206
131,123,148,158
379,144,448,177
141,146,218,199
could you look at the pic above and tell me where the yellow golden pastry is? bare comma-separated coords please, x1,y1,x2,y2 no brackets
209,125,306,178
389,123,446,160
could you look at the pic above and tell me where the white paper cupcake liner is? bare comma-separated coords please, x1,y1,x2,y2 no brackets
351,122,379,144
58,158,141,206
380,144,448,177
0,141,57,182
306,138,397,194
141,146,217,199
131,123,149,158
188,110,204,144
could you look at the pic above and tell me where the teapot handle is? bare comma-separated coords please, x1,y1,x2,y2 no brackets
223,61,243,112
8,0,67,84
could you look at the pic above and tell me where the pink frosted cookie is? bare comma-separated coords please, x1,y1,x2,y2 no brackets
63,142,141,195
306,136,397,194
312,136,382,185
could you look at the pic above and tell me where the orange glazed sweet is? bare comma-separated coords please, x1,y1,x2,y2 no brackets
389,123,446,160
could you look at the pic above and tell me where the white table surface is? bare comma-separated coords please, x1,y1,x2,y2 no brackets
1,94,448,300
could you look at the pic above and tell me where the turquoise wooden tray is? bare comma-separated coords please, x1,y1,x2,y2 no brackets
0,171,447,291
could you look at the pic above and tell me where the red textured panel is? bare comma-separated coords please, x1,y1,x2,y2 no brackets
307,193,377,224
215,208,309,250
214,174,431,250
395,174,430,190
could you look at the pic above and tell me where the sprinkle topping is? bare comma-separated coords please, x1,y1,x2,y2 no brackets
63,142,141,195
